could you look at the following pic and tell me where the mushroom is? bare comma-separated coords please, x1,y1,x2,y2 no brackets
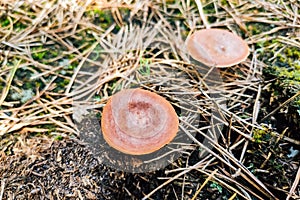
186,29,249,68
101,88,179,155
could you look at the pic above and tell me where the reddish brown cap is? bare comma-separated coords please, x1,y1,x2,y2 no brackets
186,29,249,68
101,88,179,155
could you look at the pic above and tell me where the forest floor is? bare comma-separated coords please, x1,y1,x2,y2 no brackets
0,0,299,199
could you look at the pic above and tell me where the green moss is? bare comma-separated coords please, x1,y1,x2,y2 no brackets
31,45,66,64
68,64,76,70
14,21,28,32
93,95,101,102
264,46,300,108
138,58,151,76
42,124,57,134
0,15,28,32
54,135,63,141
247,22,274,36
246,124,291,189
110,80,122,91
209,181,223,193
49,49,59,57
53,77,70,93
32,47,47,60
86,9,113,29
1,18,10,27
220,0,229,6
253,126,272,143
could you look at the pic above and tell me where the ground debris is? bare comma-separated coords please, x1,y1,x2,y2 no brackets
0,139,108,199
0,138,180,199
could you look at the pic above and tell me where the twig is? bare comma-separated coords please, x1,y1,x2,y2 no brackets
195,0,210,29
142,158,206,200
0,60,20,106
286,166,300,200
191,169,218,200
261,91,300,122
0,179,6,200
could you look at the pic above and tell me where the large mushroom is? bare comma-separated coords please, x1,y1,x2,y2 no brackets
101,88,179,155
186,29,249,68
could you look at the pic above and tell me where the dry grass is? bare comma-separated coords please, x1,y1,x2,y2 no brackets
0,0,299,199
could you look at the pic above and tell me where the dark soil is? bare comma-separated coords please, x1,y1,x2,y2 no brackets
0,138,186,200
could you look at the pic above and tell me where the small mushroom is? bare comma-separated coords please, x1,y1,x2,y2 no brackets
186,29,249,68
101,88,179,155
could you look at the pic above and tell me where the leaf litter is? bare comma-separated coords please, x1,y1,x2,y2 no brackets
0,0,299,199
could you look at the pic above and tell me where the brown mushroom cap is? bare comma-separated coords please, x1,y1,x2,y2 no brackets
101,88,179,155
186,29,249,68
